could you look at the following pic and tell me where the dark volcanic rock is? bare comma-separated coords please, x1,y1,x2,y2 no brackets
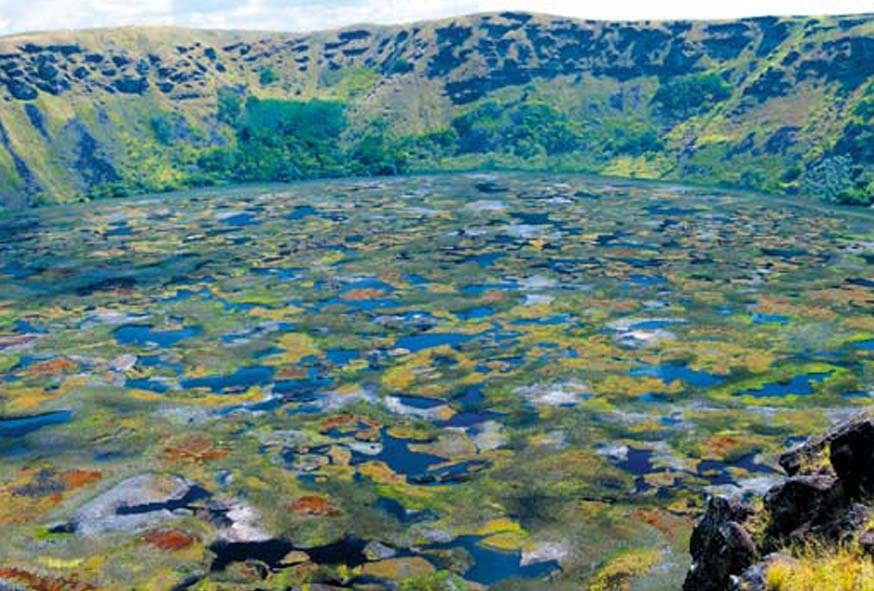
819,502,873,544
68,122,120,185
778,438,823,476
743,68,791,102
7,80,37,100
690,413,874,591
113,77,149,94
763,473,842,541
830,417,874,497
859,529,874,555
779,412,874,478
684,496,757,591
24,104,48,139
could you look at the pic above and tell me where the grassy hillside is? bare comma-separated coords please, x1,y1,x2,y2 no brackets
0,12,872,208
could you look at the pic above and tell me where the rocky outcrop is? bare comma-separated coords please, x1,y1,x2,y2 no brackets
830,417,874,497
683,496,757,591
685,411,874,591
762,473,843,544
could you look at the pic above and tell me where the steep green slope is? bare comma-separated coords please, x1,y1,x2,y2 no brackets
0,12,872,209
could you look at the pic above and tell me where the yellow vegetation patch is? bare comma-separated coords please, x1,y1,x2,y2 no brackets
476,518,523,536
358,461,406,485
587,548,662,591
593,375,683,399
382,363,421,391
643,471,680,488
601,155,669,179
381,346,475,397
357,557,435,580
661,339,773,374
809,285,872,308
700,432,764,461
480,532,526,551
274,333,321,365
0,466,102,525
36,556,86,570
249,305,304,320
766,547,874,591
386,422,433,441
752,295,837,320
844,317,874,331
5,375,89,413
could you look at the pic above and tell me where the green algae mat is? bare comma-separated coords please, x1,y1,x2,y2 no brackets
0,173,871,590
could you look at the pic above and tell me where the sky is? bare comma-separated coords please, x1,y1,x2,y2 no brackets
0,0,871,36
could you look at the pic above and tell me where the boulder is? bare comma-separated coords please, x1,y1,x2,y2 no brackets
829,417,874,497
763,473,842,541
814,502,872,543
683,496,757,591
779,437,828,476
779,411,874,480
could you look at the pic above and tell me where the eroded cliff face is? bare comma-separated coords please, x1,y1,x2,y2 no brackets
0,12,872,207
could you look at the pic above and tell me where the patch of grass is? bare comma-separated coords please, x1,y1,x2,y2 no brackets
766,545,874,591
587,548,662,591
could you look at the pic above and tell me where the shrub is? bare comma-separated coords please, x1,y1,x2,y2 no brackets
452,100,580,157
781,164,802,183
507,101,580,155
452,101,504,153
259,67,278,87
835,121,874,163
835,184,874,206
609,123,663,156
232,97,346,180
217,86,243,124
653,72,732,119
402,128,458,162
348,132,409,176
149,114,174,145
802,155,856,203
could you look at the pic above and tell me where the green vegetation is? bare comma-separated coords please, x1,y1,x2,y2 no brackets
802,155,874,207
259,67,278,86
148,113,174,145
399,573,468,591
231,97,346,180
652,72,731,119
75,80,873,207
6,15,873,208
606,120,664,157
197,96,412,182
217,86,243,124
452,100,580,158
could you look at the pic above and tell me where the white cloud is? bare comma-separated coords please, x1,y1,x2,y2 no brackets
0,0,870,36
484,0,872,21
0,0,173,34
